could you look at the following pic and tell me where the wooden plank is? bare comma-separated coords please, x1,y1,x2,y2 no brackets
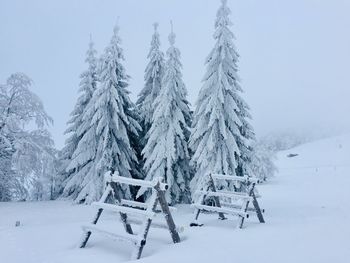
239,182,256,229
120,199,177,212
81,224,140,244
195,190,252,201
192,184,210,222
132,192,158,260
211,173,260,183
193,204,248,218
120,199,148,209
208,175,226,220
251,190,265,223
109,174,167,191
79,208,103,248
92,202,155,217
155,182,181,244
109,182,134,235
211,174,249,182
80,185,114,248
220,202,257,212
124,217,185,233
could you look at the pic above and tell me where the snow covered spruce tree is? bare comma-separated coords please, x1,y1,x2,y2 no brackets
59,38,98,194
138,24,192,204
136,23,165,147
190,0,255,190
63,24,141,204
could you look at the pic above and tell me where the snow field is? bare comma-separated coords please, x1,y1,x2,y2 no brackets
1,134,350,263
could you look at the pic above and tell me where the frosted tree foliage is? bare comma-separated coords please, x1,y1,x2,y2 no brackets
136,23,165,142
64,25,141,204
60,38,98,194
0,73,55,201
190,0,247,190
12,130,59,200
0,73,51,133
250,140,277,181
138,24,192,204
235,93,255,178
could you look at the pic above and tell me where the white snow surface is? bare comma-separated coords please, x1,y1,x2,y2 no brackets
1,134,350,263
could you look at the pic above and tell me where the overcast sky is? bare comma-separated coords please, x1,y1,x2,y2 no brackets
1,0,350,148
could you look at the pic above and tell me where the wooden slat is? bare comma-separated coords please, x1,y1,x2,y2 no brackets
92,202,155,218
211,174,260,183
81,224,140,245
126,216,185,233
120,199,177,212
108,174,168,191
220,202,263,213
154,183,181,244
195,190,252,201
192,204,248,218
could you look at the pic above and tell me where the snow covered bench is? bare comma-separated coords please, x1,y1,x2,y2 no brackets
191,173,265,229
79,171,181,260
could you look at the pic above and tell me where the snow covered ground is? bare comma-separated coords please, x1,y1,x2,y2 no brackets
1,134,350,263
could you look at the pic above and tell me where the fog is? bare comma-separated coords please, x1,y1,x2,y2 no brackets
1,0,350,148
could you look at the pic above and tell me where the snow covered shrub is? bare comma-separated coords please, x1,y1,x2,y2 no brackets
0,73,56,201
250,140,277,181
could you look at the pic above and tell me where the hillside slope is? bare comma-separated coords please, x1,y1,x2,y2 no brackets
1,134,350,263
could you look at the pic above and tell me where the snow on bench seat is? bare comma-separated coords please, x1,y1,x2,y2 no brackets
92,202,155,218
120,199,177,212
192,204,248,218
124,216,185,233
81,224,142,245
220,202,265,213
211,174,260,183
195,190,252,201
107,174,167,191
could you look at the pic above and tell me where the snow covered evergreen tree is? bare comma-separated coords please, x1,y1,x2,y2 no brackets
59,38,98,195
190,0,254,190
63,24,141,204
138,23,192,204
136,23,165,146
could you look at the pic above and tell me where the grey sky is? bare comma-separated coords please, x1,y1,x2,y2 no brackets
1,0,350,148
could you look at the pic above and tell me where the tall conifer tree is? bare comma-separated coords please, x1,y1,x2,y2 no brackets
60,38,98,195
138,23,192,204
190,0,254,189
63,25,140,203
136,23,165,146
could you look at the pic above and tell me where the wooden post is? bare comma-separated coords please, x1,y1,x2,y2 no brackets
193,184,210,222
208,174,226,220
132,192,159,260
110,182,133,235
80,208,103,248
80,184,114,248
238,181,265,228
155,182,181,243
251,190,265,223
238,182,255,229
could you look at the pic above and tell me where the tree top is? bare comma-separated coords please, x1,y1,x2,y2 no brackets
168,20,176,46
